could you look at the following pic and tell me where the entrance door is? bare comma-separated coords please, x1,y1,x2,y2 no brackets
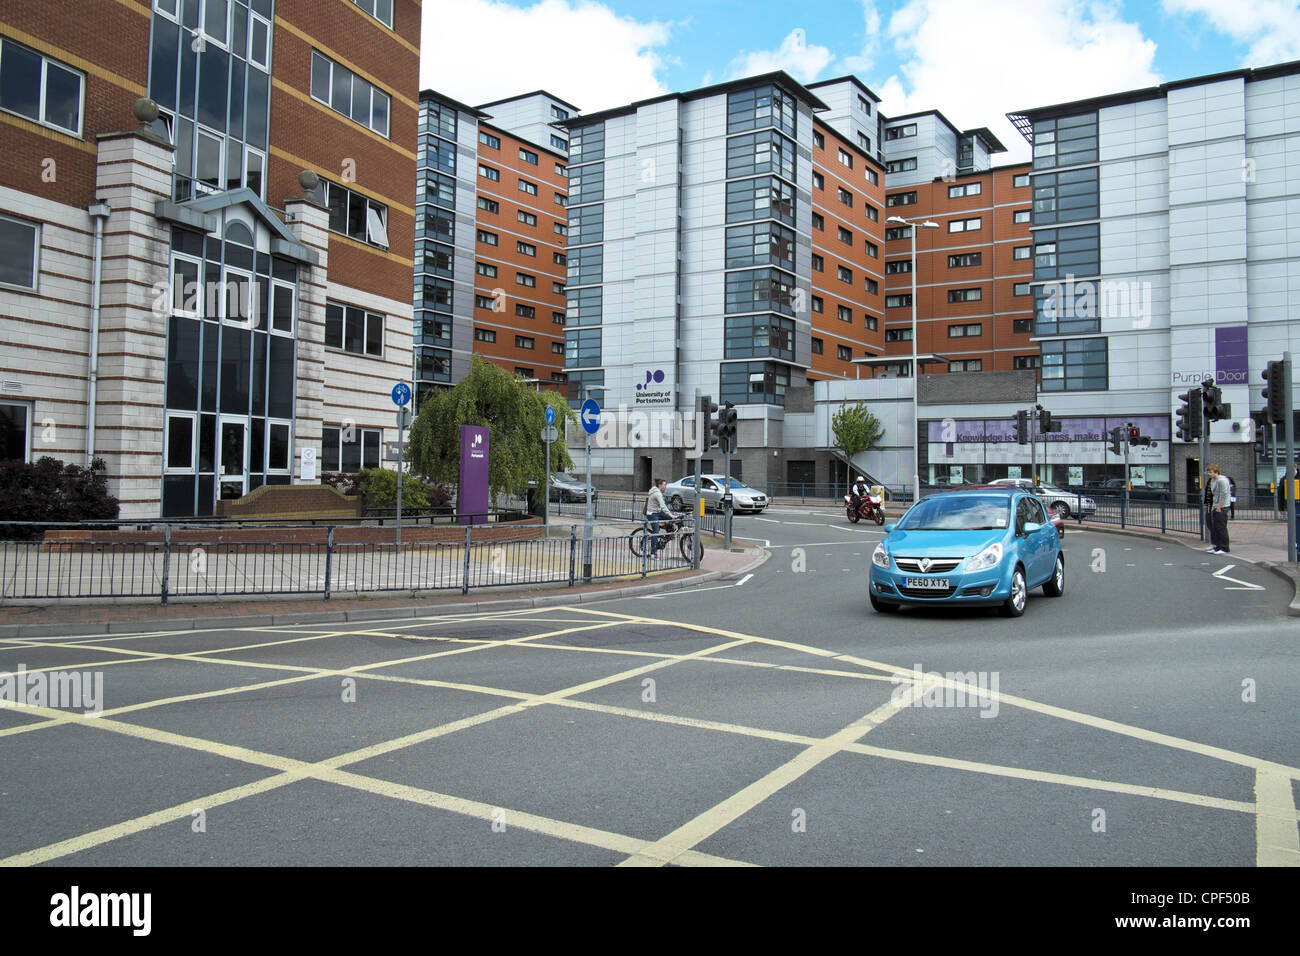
219,417,248,500
1185,456,1201,506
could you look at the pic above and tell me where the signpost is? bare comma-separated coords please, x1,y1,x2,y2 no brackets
541,407,557,531
581,396,602,581
392,382,411,552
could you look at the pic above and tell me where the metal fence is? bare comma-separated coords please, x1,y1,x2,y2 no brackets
0,521,696,604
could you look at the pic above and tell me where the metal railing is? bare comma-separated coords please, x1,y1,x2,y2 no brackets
0,520,696,604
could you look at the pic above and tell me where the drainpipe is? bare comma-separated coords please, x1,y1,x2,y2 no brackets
86,202,111,464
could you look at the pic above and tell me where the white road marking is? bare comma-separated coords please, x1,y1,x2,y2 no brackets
638,573,752,599
753,518,780,524
1213,565,1265,591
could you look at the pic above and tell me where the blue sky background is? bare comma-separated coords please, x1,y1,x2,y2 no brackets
423,0,1300,161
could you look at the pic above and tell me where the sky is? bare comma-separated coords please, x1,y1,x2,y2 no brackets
420,0,1300,162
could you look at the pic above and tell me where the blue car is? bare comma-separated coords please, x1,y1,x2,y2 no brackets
869,486,1064,617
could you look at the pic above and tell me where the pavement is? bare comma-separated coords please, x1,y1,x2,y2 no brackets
0,530,768,639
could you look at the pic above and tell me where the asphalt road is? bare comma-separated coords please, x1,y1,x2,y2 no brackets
0,506,1295,869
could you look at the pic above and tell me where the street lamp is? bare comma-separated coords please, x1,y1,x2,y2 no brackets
582,383,607,580
887,215,939,502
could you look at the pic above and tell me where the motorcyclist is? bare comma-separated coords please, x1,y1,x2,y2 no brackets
850,475,870,514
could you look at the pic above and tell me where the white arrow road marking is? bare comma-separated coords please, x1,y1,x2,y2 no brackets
1212,565,1265,591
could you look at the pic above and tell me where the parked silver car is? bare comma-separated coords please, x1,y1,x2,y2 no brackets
548,472,597,503
988,478,1095,518
664,475,767,513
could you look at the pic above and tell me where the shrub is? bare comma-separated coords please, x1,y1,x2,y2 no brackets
0,457,120,540
359,467,430,511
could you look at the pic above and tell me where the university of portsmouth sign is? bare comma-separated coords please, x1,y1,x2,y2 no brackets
458,425,489,526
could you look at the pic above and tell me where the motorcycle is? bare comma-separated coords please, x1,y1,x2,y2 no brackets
845,492,886,525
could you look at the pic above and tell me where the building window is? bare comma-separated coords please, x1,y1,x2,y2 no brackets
838,188,853,207
1031,112,1098,170
727,84,797,137
0,402,30,462
865,204,879,223
555,164,567,177
1014,208,1030,224
552,281,564,294
553,252,566,266
322,425,381,473
885,328,912,342
812,213,824,231
551,135,568,151
319,179,389,248
864,277,879,295
351,0,394,28
949,359,982,372
726,129,796,181
1033,167,1100,225
865,241,878,259
948,288,982,303
518,178,538,196
864,314,878,331
1014,246,1031,260
552,341,564,354
813,130,824,149
567,245,602,285
885,260,911,275
565,327,602,367
885,294,912,308
515,304,535,319
325,301,384,357
885,227,907,241
720,360,790,406
555,193,567,207
553,311,565,324
838,266,852,284
475,262,497,277
0,37,84,137
517,240,536,257
478,130,500,149
725,175,795,226
838,345,852,361
885,192,916,207
1040,337,1107,391
838,148,853,168
948,322,983,337
886,124,917,140
1013,317,1034,333
479,164,500,181
886,157,917,173
477,196,499,214
857,95,871,115
551,104,569,120
725,222,796,270
477,229,498,246
838,305,852,323
1014,283,1031,297
1013,173,1030,188
0,215,39,289
554,222,567,236
724,268,797,317
474,294,499,311
517,272,536,287
865,168,878,186
519,147,538,164
857,132,871,152
565,288,600,325
811,337,823,355
515,335,534,349
811,254,823,272
568,163,603,203
838,226,853,245
568,122,604,163
813,171,824,189
518,210,537,226
948,182,981,198
948,252,982,268
310,51,390,137
811,295,823,313
948,217,981,232
724,313,794,360
474,328,496,342
1014,354,1041,369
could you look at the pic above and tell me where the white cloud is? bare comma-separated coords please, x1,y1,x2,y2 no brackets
876,0,1161,162
420,0,673,113
725,28,835,84
839,0,884,74
1162,0,1300,65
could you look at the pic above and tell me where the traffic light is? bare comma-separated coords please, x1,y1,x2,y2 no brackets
1252,409,1268,458
1108,426,1123,455
1262,360,1286,424
1175,390,1201,442
1039,409,1054,433
702,395,720,449
718,401,739,453
1201,381,1231,422
1128,426,1140,445
1014,409,1028,445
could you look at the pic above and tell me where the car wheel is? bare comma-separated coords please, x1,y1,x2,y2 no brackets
670,495,684,510
869,590,898,613
1043,553,1065,597
1053,501,1071,520
1000,566,1027,617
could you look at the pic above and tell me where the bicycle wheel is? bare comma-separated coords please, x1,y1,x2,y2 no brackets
678,531,695,562
628,528,648,557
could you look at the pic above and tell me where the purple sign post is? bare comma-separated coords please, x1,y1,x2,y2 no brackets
459,425,490,526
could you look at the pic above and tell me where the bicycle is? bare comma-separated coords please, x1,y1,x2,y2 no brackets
628,513,696,562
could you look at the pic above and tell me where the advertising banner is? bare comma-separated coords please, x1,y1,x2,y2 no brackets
458,425,489,526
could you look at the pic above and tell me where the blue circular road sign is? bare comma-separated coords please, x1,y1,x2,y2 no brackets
545,405,555,425
392,382,411,407
580,398,601,435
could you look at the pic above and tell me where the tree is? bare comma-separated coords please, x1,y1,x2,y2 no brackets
831,402,885,471
0,456,120,540
406,357,577,498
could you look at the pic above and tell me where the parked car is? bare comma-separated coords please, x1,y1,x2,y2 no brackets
988,478,1096,518
547,472,597,503
664,475,768,513
869,486,1065,617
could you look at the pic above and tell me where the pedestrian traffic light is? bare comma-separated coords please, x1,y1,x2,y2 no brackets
702,395,720,449
1014,409,1028,445
1175,390,1201,442
1108,426,1123,455
719,401,739,452
1252,409,1268,458
1262,360,1286,424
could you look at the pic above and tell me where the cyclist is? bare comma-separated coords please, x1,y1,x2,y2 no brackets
644,478,674,558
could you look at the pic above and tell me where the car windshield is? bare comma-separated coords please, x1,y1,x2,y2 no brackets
720,478,748,490
553,473,577,483
897,495,1010,531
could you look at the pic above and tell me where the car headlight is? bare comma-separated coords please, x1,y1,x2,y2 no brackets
871,543,890,570
965,542,1003,572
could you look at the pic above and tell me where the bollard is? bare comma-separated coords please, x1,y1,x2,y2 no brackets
462,525,472,596
160,523,171,606
568,526,577,587
324,526,334,600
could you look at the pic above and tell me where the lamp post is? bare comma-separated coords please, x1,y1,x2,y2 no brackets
887,215,939,502
582,383,606,580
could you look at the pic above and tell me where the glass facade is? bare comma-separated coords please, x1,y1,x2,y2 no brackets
414,97,458,404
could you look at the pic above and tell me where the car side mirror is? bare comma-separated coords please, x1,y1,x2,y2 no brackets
883,524,896,533
1024,522,1043,535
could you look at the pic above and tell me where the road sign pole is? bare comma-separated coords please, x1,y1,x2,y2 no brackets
544,428,551,531
391,380,411,555
580,394,601,581
693,389,702,569
1285,352,1296,562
